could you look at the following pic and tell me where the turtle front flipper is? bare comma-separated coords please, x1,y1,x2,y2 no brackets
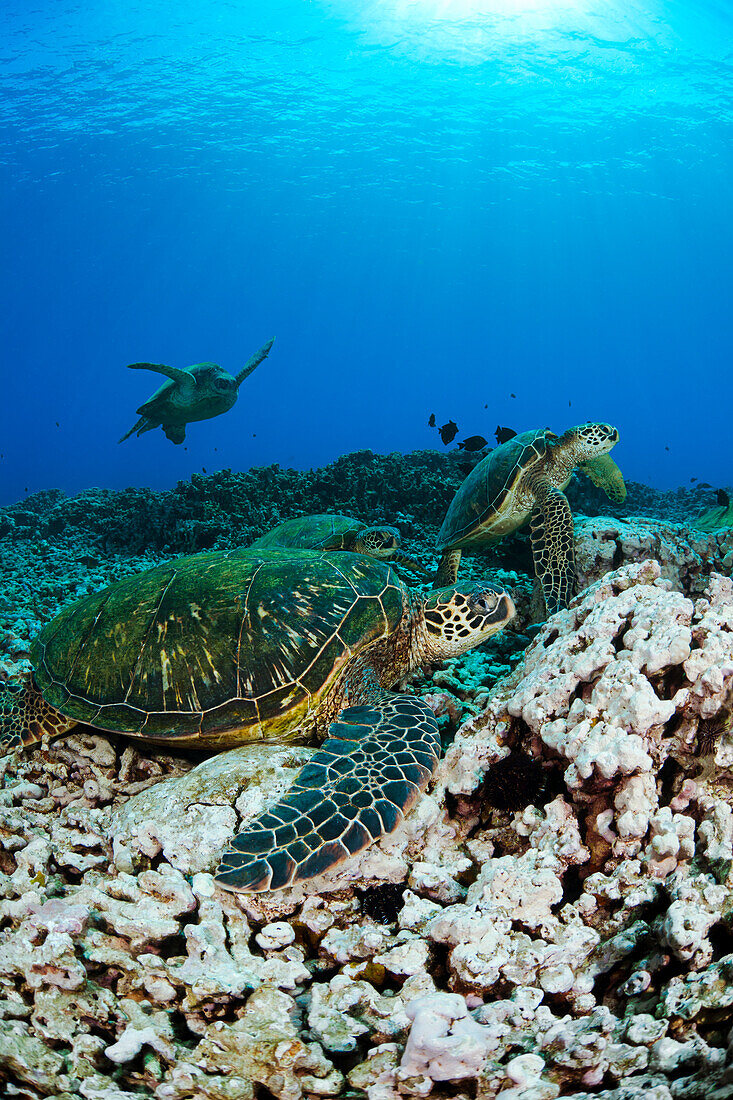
126,362,196,388
530,484,575,615
234,337,275,386
579,454,627,504
434,549,461,587
0,681,76,755
215,695,441,893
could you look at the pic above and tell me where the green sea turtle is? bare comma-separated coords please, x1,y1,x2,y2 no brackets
249,514,430,577
0,548,514,892
435,423,625,614
119,337,274,444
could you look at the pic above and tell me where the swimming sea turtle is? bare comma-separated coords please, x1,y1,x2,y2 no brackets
435,423,625,614
249,514,430,577
119,337,274,444
0,548,514,892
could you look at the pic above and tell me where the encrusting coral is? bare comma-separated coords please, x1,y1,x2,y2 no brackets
2,459,733,1098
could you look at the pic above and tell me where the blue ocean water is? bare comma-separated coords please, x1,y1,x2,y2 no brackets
1,0,730,506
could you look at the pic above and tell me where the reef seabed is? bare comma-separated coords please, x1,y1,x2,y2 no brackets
2,459,733,1099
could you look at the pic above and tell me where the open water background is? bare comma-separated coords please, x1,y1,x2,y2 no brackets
1,0,731,505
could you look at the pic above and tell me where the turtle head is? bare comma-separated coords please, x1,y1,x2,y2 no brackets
420,585,515,660
561,422,619,462
190,363,238,402
354,525,401,560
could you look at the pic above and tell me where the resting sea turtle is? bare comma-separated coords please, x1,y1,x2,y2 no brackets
249,514,430,577
0,548,514,892
435,422,625,614
119,337,274,444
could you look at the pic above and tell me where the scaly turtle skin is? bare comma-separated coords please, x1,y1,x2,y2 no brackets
0,548,514,892
119,337,274,444
436,423,625,614
250,514,429,577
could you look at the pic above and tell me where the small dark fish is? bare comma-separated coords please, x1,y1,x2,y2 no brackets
202,467,207,473
690,477,697,483
439,420,459,445
568,400,571,407
484,404,488,409
253,433,256,437
428,413,436,428
665,446,670,451
717,489,730,507
458,435,489,452
55,421,60,427
510,392,516,398
495,425,517,445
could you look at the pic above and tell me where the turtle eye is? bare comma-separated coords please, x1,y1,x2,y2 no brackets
470,591,500,615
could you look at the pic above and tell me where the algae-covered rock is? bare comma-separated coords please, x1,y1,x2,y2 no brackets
109,743,314,876
170,987,343,1100
0,1018,69,1090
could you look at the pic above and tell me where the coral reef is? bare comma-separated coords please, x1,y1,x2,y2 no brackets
0,449,722,559
2,453,733,1098
1,451,728,643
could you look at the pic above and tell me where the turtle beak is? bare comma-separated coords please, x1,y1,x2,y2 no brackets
496,593,516,626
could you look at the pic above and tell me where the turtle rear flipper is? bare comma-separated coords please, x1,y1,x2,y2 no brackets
0,682,75,755
215,694,441,893
530,484,575,615
118,415,157,443
580,454,627,503
163,423,186,444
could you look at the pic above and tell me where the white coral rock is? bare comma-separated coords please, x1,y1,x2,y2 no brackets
399,992,499,1081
